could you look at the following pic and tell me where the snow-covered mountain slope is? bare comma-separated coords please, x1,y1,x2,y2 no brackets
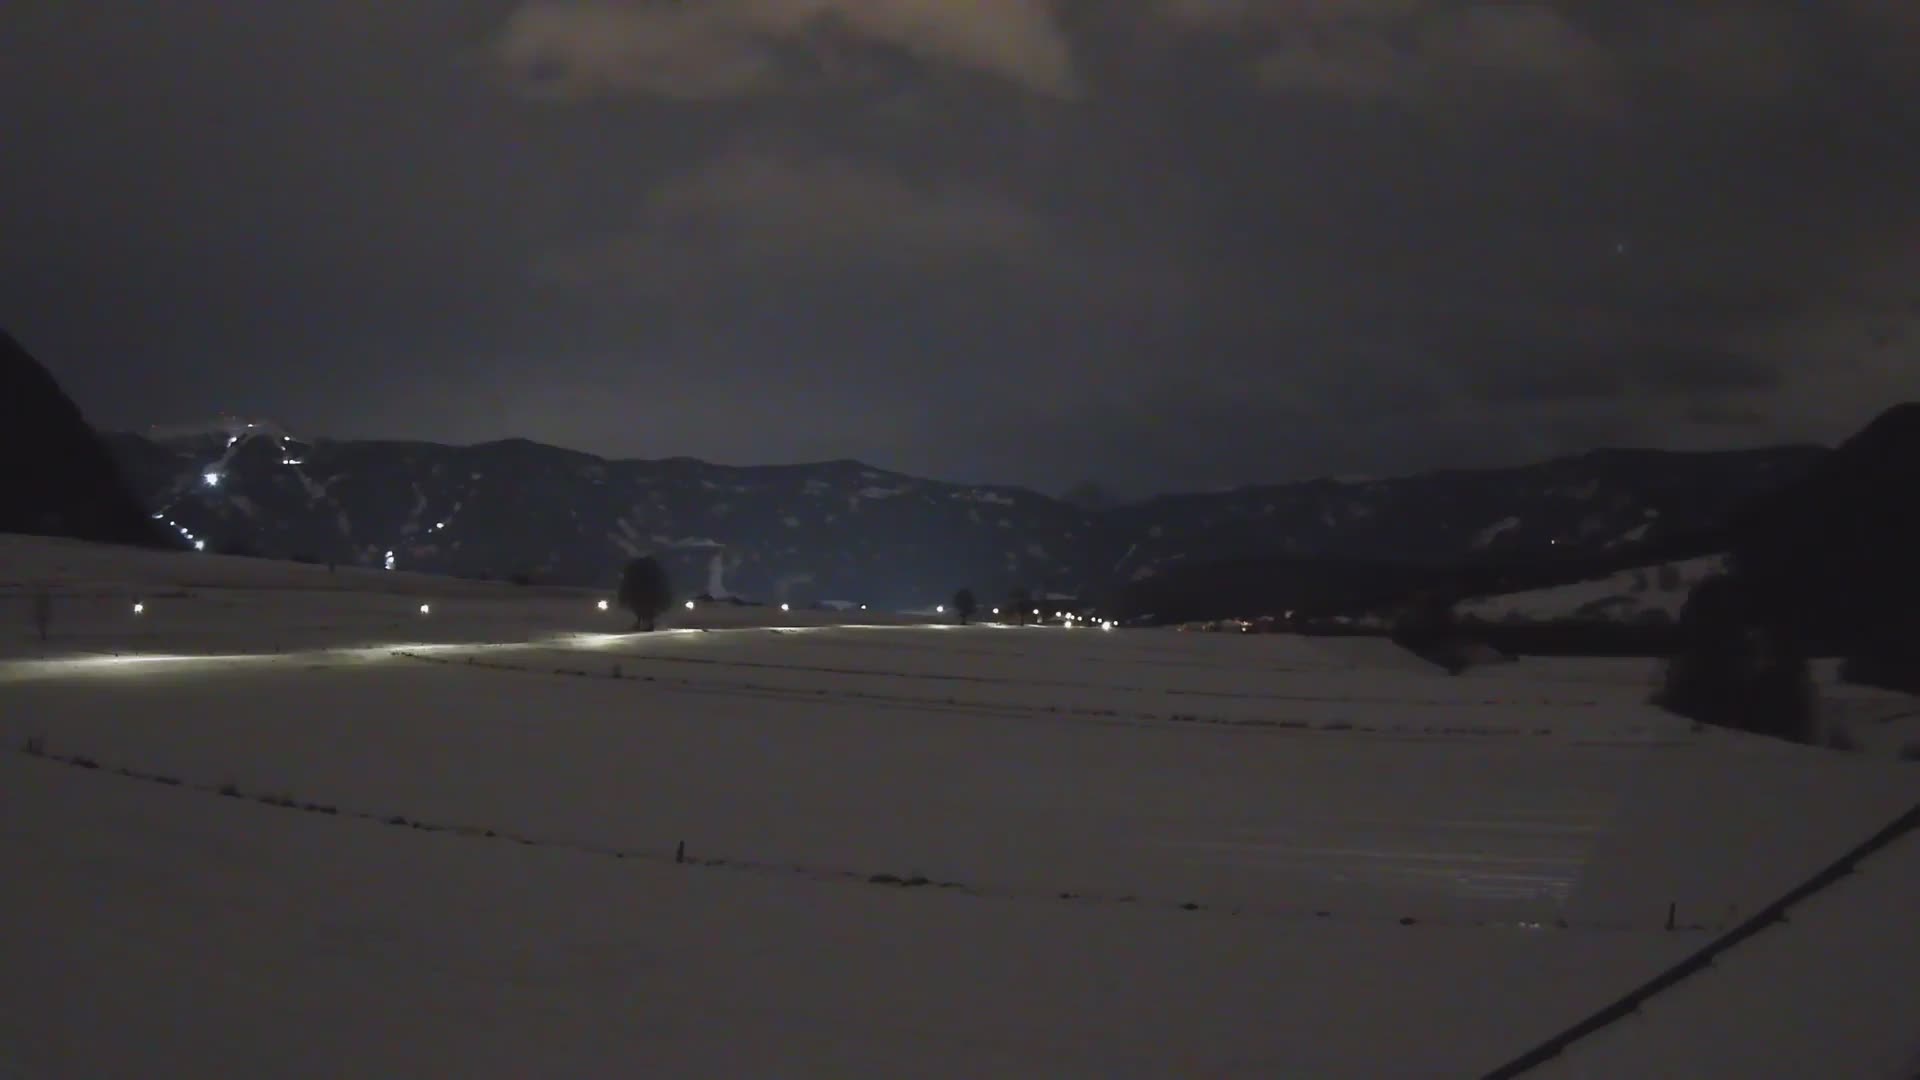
104,429,1821,606
1460,555,1728,625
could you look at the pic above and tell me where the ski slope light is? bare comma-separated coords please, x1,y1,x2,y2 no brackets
202,471,221,487
193,540,206,551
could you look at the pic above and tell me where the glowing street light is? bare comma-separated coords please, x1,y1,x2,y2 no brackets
781,603,791,612
418,603,431,615
597,599,610,611
193,539,206,551
685,600,696,610
936,605,945,614
132,602,145,615
202,471,222,488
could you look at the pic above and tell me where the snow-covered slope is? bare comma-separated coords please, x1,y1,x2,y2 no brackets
1460,555,1728,625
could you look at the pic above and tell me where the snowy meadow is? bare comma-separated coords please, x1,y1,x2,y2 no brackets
2,535,1916,1077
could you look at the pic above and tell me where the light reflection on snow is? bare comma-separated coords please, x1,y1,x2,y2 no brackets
1,620,972,683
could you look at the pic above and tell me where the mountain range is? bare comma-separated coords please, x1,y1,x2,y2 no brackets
100,420,1821,612
9,326,1914,640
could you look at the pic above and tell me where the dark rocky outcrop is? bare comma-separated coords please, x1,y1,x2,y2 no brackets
1,329,168,547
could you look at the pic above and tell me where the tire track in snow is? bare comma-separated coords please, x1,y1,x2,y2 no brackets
12,737,1682,934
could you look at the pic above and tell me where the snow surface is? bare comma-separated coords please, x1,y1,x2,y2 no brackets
1460,555,1727,624
1539,824,1920,1078
2,535,1916,1076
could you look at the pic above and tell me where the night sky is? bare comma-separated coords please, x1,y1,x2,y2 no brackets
3,2,1916,497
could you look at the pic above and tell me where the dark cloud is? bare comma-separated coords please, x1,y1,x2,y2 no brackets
0,0,1915,496
494,0,1081,100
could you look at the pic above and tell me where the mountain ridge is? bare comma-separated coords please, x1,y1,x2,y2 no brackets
103,423,1828,610
1,330,172,550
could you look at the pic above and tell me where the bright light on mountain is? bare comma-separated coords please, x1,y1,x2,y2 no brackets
202,471,221,487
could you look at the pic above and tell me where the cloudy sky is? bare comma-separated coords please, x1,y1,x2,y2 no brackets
3,1,1916,495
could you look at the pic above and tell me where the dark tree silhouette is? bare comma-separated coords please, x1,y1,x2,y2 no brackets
952,587,977,625
1391,587,1470,675
1655,573,1815,743
618,556,672,631
1007,586,1032,626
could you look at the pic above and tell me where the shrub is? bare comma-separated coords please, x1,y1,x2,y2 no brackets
952,587,977,625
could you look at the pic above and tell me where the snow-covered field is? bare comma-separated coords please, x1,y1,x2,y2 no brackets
3,535,1916,1077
